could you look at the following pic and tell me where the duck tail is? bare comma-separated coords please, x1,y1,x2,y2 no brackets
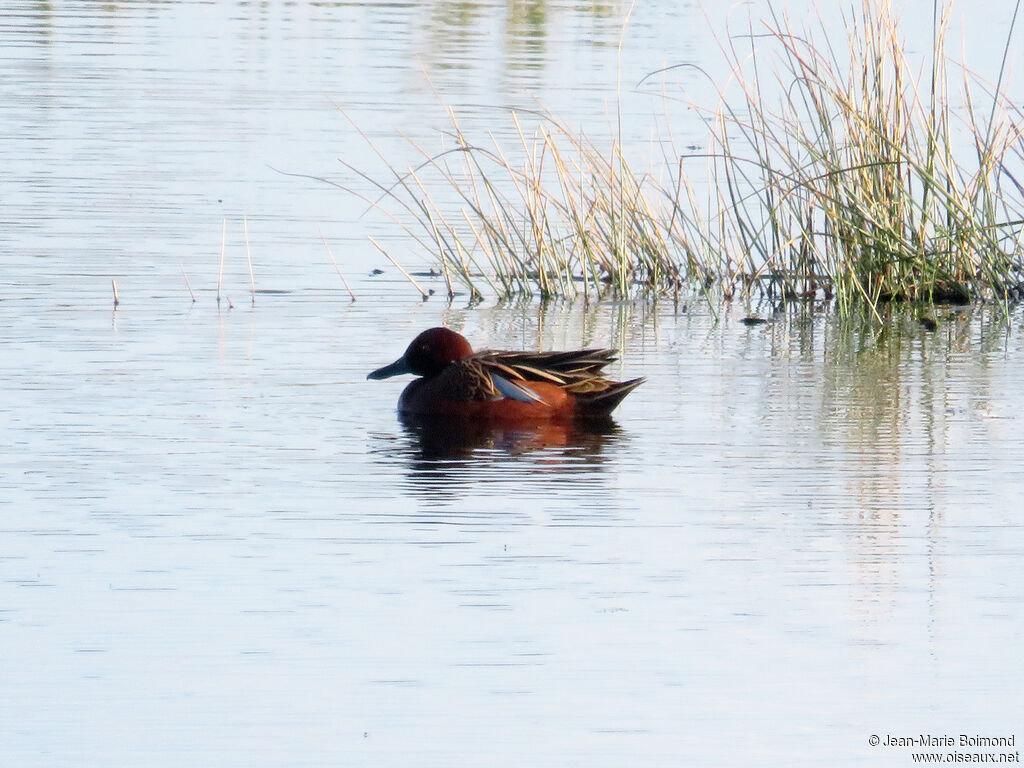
574,377,645,417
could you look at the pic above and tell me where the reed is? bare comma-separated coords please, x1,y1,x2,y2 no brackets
348,0,1024,316
345,107,698,301
217,217,226,306
244,215,255,305
181,264,196,303
689,0,1024,315
319,227,357,302
368,236,432,300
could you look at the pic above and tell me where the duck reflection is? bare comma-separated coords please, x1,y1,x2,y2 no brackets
399,411,620,460
387,412,624,506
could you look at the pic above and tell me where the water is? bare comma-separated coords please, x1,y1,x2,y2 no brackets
3,2,1024,767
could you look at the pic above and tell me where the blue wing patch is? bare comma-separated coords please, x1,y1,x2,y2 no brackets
491,373,546,404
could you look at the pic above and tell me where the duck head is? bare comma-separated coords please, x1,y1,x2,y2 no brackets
367,327,474,379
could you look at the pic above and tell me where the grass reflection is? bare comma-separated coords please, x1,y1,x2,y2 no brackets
418,0,624,78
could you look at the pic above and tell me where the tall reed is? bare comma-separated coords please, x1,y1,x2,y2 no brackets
341,106,701,302
690,0,1024,316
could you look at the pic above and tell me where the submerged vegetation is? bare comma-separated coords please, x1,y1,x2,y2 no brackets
350,0,1024,318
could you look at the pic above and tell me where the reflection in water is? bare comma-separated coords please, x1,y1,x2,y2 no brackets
818,309,1005,509
503,0,549,76
425,0,488,69
758,305,1010,637
419,0,625,86
399,411,620,459
370,412,624,506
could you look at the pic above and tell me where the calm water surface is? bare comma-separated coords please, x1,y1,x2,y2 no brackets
2,2,1023,767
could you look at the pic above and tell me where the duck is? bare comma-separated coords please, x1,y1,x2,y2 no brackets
368,326,643,420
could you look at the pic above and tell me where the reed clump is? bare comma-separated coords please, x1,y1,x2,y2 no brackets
352,0,1024,316
694,0,1024,317
344,108,703,302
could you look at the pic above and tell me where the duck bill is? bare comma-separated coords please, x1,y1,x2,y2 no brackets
367,357,411,380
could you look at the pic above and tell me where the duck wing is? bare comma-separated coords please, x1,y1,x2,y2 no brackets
439,358,546,404
477,348,644,416
475,349,619,386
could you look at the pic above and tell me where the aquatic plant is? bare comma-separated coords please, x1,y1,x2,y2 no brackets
348,0,1024,317
690,0,1024,318
343,106,700,302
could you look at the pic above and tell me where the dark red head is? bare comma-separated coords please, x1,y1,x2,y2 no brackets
367,327,474,379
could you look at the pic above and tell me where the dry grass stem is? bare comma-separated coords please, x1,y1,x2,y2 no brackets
181,264,196,303
368,236,431,300
319,228,357,302
217,218,226,306
244,216,255,305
